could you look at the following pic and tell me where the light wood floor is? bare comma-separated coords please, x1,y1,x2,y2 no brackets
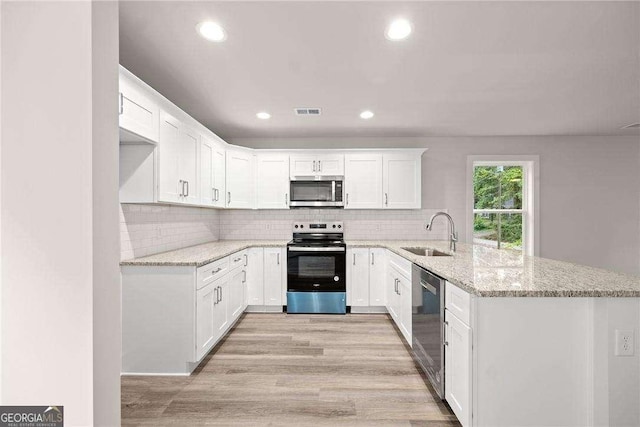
122,313,460,426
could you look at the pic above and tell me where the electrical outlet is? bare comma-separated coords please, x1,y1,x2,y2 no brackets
615,329,634,356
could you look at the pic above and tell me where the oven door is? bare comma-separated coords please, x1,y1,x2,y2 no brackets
287,246,346,292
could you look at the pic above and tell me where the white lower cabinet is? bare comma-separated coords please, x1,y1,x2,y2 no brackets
195,281,217,361
445,309,472,427
264,248,285,307
369,248,386,305
347,248,386,309
228,264,246,320
385,251,412,344
245,247,286,310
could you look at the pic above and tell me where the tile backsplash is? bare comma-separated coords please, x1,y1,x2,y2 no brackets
219,208,449,241
120,205,449,260
120,204,220,260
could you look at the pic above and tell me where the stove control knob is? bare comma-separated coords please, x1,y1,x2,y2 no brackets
294,225,299,229
338,225,342,228
300,225,304,229
332,224,336,228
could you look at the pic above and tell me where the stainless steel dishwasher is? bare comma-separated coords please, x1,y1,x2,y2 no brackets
412,264,445,399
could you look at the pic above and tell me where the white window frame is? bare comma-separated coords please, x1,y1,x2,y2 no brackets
466,155,539,256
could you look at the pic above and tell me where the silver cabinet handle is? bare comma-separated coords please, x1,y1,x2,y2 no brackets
184,181,189,197
312,160,316,172
218,286,222,303
385,193,388,206
346,194,349,206
228,192,231,205
394,278,399,294
214,286,218,305
244,254,248,266
318,160,321,172
233,257,242,262
215,188,219,201
285,193,288,206
353,253,356,265
242,270,246,283
277,253,280,265
212,267,222,274
443,320,449,346
119,92,124,115
371,252,375,265
179,180,184,197
212,187,216,201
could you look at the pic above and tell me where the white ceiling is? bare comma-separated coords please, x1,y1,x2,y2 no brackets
119,1,640,139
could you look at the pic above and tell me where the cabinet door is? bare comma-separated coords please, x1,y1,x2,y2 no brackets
158,112,182,203
179,125,199,204
316,154,344,176
256,154,290,209
386,269,399,322
246,248,264,305
264,248,283,306
228,267,245,321
369,248,386,306
212,144,226,208
226,150,255,208
398,274,412,345
119,74,159,143
445,309,472,427
383,153,421,209
347,248,369,306
344,154,382,209
289,155,317,178
195,282,216,361
200,136,215,207
213,280,229,337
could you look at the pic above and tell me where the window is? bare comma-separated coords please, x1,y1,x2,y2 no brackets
467,156,538,256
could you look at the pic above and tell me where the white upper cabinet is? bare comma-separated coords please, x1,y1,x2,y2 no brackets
157,112,199,205
200,136,226,207
119,69,160,144
212,144,226,208
344,154,383,209
226,149,255,209
179,125,200,205
200,137,215,207
256,153,290,209
383,153,422,209
290,154,344,178
158,113,182,203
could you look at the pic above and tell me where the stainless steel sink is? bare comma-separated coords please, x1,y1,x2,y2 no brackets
401,247,452,257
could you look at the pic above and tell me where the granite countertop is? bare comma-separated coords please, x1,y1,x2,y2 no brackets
120,240,289,267
121,239,640,298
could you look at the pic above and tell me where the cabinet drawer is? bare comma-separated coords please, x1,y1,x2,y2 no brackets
229,250,247,271
197,257,229,290
445,281,471,325
387,250,411,279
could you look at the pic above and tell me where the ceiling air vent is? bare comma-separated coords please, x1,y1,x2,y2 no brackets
622,123,640,129
295,108,322,116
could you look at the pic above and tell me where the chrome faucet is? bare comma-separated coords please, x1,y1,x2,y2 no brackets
425,212,458,252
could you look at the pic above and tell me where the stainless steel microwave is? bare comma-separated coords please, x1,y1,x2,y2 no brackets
289,178,344,208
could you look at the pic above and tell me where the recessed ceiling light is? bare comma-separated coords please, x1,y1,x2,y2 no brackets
256,112,271,120
360,110,374,120
386,18,412,40
196,21,227,42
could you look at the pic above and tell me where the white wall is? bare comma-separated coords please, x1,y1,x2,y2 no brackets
231,136,640,275
120,204,220,260
92,2,120,426
1,2,120,426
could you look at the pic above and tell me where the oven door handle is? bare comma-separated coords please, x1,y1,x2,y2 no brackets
288,246,346,252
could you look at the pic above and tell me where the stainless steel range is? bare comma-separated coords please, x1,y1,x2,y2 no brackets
286,222,346,314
